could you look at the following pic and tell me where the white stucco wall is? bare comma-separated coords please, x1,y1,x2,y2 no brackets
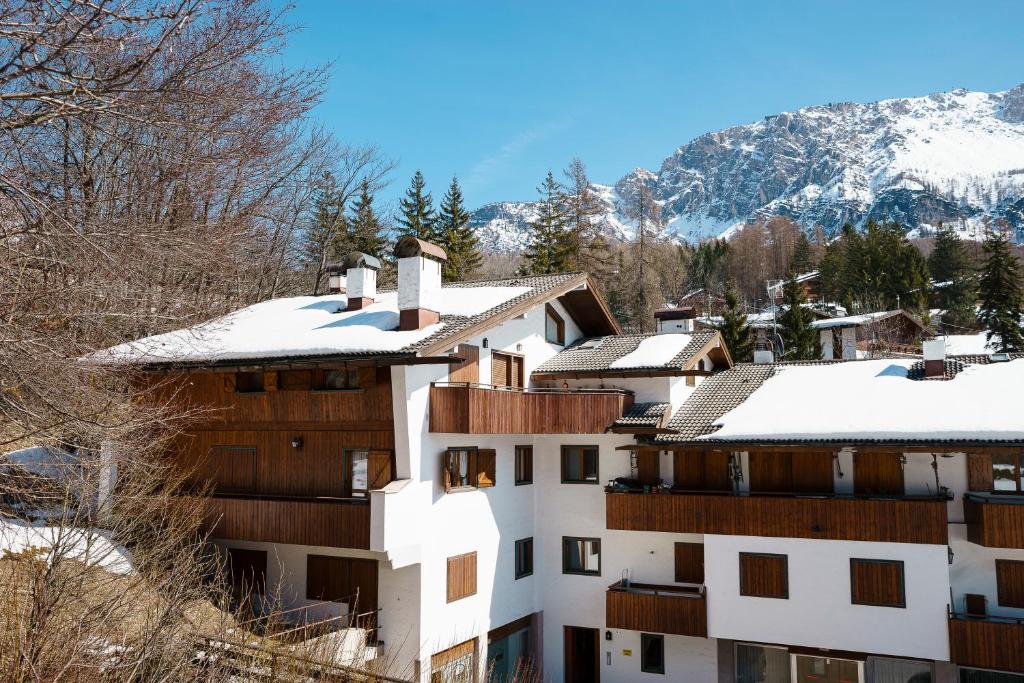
949,523,1024,618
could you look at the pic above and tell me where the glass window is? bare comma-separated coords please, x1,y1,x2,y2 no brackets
348,449,368,497
562,536,600,575
317,367,360,390
561,446,599,484
867,657,931,683
992,453,1022,492
515,537,533,579
515,446,533,485
641,633,664,675
545,304,565,345
736,643,791,683
446,448,477,490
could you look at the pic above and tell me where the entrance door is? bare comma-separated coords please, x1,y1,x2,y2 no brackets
793,655,861,683
564,626,599,683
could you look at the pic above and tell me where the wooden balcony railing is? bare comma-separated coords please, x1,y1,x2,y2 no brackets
964,493,1024,548
949,611,1024,673
187,494,371,549
429,383,633,434
606,581,707,637
605,489,949,545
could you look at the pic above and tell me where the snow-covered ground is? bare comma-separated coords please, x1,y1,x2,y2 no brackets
1,518,134,575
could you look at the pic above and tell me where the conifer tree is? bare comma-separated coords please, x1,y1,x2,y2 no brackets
977,227,1024,352
304,172,348,295
347,178,387,258
778,274,821,360
562,158,607,273
928,224,978,332
437,175,481,281
521,171,572,275
716,283,753,363
397,170,437,242
790,231,815,274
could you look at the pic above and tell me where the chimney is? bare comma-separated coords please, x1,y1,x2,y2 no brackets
325,262,347,294
341,252,381,311
753,328,774,364
923,338,946,378
395,236,447,331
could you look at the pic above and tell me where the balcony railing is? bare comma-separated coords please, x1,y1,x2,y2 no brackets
187,494,371,549
605,489,949,545
428,382,633,434
606,580,707,637
964,493,1024,548
949,610,1024,674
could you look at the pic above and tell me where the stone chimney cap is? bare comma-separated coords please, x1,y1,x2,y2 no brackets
341,252,382,273
394,235,447,262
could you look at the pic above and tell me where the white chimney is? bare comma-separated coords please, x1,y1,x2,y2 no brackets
324,262,347,294
923,338,946,378
753,328,774,364
341,252,381,311
395,236,448,331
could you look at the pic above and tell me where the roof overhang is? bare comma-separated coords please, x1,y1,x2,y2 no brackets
134,353,454,374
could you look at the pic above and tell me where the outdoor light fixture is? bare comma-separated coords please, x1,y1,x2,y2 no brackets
291,436,303,450
605,630,612,641
482,338,489,348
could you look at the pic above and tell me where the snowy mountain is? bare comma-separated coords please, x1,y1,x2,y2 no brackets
469,83,1024,251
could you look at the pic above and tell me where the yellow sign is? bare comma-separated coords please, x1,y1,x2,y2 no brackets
622,649,632,656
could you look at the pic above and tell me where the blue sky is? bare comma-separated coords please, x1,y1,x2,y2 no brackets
278,1,1024,211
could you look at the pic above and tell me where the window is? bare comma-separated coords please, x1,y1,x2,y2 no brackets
641,633,664,675
674,542,704,583
315,366,360,391
562,536,601,575
447,552,477,602
850,558,905,608
561,446,599,484
993,453,1023,492
235,371,265,393
960,669,1024,683
306,555,378,607
545,304,565,345
431,639,476,683
346,449,369,498
226,548,267,596
515,446,533,485
442,448,495,492
996,559,1024,608
491,351,524,388
515,537,533,579
735,643,790,683
739,553,789,599
867,657,932,683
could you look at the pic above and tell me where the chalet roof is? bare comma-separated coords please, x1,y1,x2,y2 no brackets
654,355,1024,447
610,402,672,430
532,330,725,377
810,309,927,332
94,273,619,368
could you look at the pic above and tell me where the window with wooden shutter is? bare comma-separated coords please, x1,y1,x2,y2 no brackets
491,352,510,387
674,542,704,584
997,560,1024,608
447,552,477,602
367,449,394,491
449,344,480,384
476,449,496,487
739,553,788,599
850,558,905,608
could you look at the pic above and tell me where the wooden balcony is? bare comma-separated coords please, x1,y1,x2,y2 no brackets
188,494,371,549
428,383,633,434
606,581,707,637
964,493,1024,548
605,490,949,545
949,612,1024,673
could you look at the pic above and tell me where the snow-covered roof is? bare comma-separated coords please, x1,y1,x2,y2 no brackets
610,334,694,369
94,274,610,367
939,333,994,355
533,330,724,377
811,309,924,330
657,356,1024,446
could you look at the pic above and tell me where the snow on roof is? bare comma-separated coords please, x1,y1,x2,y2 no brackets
94,286,529,365
700,358,1024,443
940,333,994,355
609,334,693,369
811,310,908,329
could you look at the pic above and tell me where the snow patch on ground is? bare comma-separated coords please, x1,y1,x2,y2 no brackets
1,518,134,575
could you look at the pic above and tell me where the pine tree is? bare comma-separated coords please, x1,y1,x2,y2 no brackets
521,171,572,275
437,176,481,281
790,231,815,274
562,158,606,273
977,227,1024,352
347,178,387,258
396,170,437,242
716,283,753,363
778,274,821,360
928,224,978,332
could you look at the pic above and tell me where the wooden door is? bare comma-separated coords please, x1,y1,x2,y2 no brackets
854,452,904,495
564,626,599,683
791,451,835,493
673,451,731,491
449,344,479,384
749,452,792,492
226,547,267,596
637,450,659,487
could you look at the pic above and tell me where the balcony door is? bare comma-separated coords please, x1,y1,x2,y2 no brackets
793,655,861,683
492,351,524,388
564,626,599,683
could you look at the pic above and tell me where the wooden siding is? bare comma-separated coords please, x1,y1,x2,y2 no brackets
853,452,904,495
965,495,1024,548
606,492,948,544
428,384,632,434
432,638,476,670
850,559,905,608
673,451,731,491
674,543,704,584
997,560,1024,608
449,344,479,384
739,553,788,599
747,450,834,494
949,615,1024,673
968,453,994,492
447,552,478,603
605,582,707,637
190,495,371,549
306,555,378,612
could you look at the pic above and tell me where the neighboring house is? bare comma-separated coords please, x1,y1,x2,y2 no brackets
813,309,932,359
97,237,1024,683
767,270,821,305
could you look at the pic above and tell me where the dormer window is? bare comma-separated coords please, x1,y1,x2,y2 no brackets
545,304,565,345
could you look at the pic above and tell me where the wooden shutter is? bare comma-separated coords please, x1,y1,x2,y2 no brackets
449,344,480,384
441,451,452,492
854,451,904,495
476,449,496,488
637,450,660,487
491,352,510,387
432,639,476,671
749,452,793,492
997,560,1024,608
673,451,703,489
264,371,278,391
511,355,525,388
850,558,905,607
739,553,788,598
791,451,835,493
222,373,237,392
367,449,394,490
674,542,704,583
447,552,478,602
968,453,994,492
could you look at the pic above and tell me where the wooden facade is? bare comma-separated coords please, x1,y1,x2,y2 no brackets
964,494,1024,548
849,559,905,608
605,581,707,637
428,384,632,434
949,614,1024,673
605,492,948,544
190,495,371,548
